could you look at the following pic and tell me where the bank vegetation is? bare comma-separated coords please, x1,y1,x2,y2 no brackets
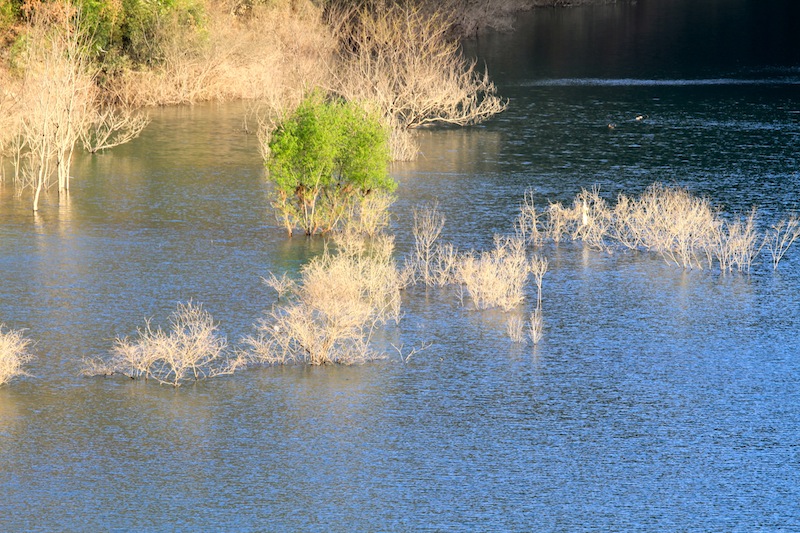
1,0,513,210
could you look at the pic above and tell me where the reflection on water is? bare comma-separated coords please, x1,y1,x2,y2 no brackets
529,77,800,86
2,1,800,530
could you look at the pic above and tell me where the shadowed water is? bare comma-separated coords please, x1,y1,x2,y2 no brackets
2,0,800,530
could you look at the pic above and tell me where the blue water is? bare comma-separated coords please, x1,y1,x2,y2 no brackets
2,0,800,530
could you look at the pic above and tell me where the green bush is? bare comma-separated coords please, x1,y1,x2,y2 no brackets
0,0,20,39
267,92,394,235
0,0,205,70
117,0,206,65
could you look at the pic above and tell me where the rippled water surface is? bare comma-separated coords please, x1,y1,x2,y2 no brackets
2,0,800,530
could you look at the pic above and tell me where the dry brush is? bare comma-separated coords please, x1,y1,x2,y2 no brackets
245,228,404,366
531,183,796,273
83,302,245,386
0,325,34,386
326,2,507,159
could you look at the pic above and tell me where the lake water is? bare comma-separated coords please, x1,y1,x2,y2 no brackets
2,0,800,530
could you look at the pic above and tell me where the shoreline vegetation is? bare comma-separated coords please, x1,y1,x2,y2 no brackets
0,0,634,210
0,0,526,211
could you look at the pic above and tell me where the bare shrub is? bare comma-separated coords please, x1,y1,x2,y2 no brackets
82,105,150,153
545,201,575,243
246,233,403,365
408,203,447,286
716,209,761,273
515,188,543,245
543,183,786,273
87,302,239,386
531,254,548,309
457,235,531,311
549,184,722,269
543,187,612,251
610,193,641,250
343,191,396,238
431,242,461,287
624,183,721,269
765,214,800,270
503,254,546,345
506,315,525,343
571,187,613,251
404,202,461,287
328,3,506,159
765,214,800,268
529,308,543,345
530,254,547,344
0,325,34,386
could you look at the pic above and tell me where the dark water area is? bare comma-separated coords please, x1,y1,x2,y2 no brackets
2,1,800,530
481,0,800,80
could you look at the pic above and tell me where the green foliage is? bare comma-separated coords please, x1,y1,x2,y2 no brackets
267,92,394,235
116,0,205,64
0,0,207,67
0,0,20,36
74,0,124,57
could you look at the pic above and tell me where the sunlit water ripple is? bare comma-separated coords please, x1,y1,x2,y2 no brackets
2,0,800,530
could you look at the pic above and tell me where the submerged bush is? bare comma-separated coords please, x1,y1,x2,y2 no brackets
245,229,403,365
407,202,548,313
0,324,33,386
532,182,798,273
266,92,394,236
84,302,244,386
458,235,534,311
765,214,800,270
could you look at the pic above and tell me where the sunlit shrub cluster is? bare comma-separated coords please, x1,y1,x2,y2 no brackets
405,202,548,343
83,302,245,386
27,184,800,386
540,183,800,273
78,192,550,380
245,229,404,365
0,324,33,386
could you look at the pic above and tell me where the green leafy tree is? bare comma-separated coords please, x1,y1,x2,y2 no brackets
267,92,394,235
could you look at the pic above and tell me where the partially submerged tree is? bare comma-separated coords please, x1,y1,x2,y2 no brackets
265,92,395,236
328,2,507,159
3,1,150,210
15,2,95,210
